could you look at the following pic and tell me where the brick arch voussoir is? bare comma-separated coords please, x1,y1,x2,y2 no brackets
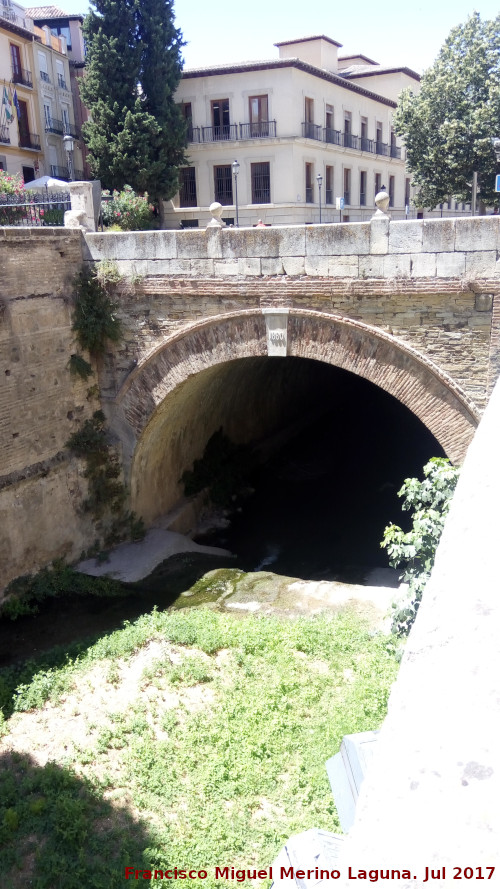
116,308,479,464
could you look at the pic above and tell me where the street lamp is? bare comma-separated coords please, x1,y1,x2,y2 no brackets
232,159,240,226
316,172,323,223
63,133,74,181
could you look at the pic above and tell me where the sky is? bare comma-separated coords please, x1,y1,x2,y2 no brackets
58,0,499,74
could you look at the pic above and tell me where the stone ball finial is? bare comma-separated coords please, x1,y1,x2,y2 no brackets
372,187,391,219
206,201,226,228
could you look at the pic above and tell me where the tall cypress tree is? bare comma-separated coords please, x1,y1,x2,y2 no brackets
80,0,186,201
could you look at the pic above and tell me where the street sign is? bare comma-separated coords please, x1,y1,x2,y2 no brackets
335,197,345,210
495,174,500,193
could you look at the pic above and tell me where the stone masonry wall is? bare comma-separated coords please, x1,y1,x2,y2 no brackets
0,228,92,594
84,217,500,414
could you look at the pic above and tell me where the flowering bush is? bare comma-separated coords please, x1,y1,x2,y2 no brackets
101,185,155,231
0,171,26,225
0,170,25,196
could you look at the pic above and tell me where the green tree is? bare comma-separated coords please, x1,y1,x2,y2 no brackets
395,13,500,209
80,0,186,201
381,458,460,636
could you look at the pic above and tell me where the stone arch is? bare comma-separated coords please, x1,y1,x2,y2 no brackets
111,309,479,522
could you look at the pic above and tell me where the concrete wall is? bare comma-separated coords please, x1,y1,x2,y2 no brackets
337,376,500,885
0,228,93,592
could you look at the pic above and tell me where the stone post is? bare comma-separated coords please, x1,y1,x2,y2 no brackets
65,181,96,232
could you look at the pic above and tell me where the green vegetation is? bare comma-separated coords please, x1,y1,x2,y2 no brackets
0,561,123,621
382,457,460,635
101,185,156,231
0,606,398,887
81,0,186,201
72,269,122,359
68,353,94,382
395,13,500,209
181,428,254,505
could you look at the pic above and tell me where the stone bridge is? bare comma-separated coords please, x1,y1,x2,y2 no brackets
1,217,500,587
83,216,500,525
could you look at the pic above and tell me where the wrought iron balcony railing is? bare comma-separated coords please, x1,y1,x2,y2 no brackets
40,71,50,83
0,124,10,144
12,66,32,88
323,127,341,145
57,73,68,90
50,165,69,179
302,121,322,140
19,131,41,150
239,120,276,139
45,118,64,135
200,124,238,142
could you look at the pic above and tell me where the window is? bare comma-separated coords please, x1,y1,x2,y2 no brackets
344,112,354,148
43,102,52,128
361,117,369,150
18,100,31,147
251,162,270,203
181,102,193,140
405,178,411,208
214,164,233,205
360,171,367,206
325,104,334,130
179,167,197,207
389,175,395,207
343,168,351,205
375,173,382,200
305,163,313,203
325,165,333,204
51,24,71,50
211,99,230,139
61,105,70,133
0,158,6,171
304,97,315,139
22,165,35,182
10,44,23,82
56,59,67,90
38,51,49,82
181,219,199,228
248,96,269,137
376,121,383,151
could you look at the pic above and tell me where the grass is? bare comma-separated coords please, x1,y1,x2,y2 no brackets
0,607,399,888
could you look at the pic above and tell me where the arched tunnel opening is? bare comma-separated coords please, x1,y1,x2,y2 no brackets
131,355,445,585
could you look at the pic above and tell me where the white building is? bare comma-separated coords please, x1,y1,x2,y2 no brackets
165,35,429,229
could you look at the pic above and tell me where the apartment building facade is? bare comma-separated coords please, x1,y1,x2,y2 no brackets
0,1,85,182
167,35,464,228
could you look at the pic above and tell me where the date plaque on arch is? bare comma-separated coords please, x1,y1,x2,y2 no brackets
262,308,289,357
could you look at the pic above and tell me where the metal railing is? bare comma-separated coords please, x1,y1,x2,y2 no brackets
57,74,68,90
343,191,350,205
325,189,333,204
0,191,70,226
50,165,69,179
239,120,276,139
12,66,32,88
201,124,238,142
40,71,50,83
302,121,322,140
19,132,41,150
0,124,10,144
64,123,79,139
73,169,84,180
1,7,33,30
324,127,342,145
45,118,64,135
305,186,313,203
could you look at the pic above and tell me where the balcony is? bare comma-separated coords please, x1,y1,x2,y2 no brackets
305,186,313,203
0,125,10,144
302,121,322,140
343,191,350,205
19,132,41,150
57,73,68,90
45,118,64,135
64,123,79,139
50,165,69,180
239,120,276,139
390,144,402,159
1,6,33,31
40,71,50,84
73,169,85,180
12,66,33,88
343,133,360,150
200,124,238,142
324,127,341,145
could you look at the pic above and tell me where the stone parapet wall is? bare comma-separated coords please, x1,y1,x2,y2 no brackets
84,217,500,413
0,227,92,594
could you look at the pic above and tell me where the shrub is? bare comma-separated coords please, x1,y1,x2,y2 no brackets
72,269,122,357
0,171,25,225
381,457,460,636
101,185,155,231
